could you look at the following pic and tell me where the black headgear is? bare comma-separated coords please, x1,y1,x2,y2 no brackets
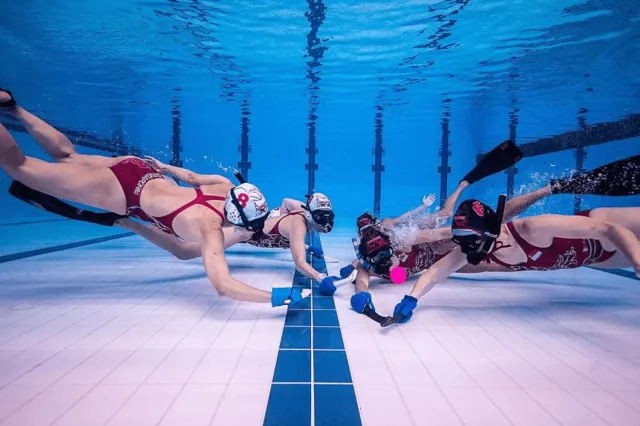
356,212,377,235
451,195,506,265
358,224,394,276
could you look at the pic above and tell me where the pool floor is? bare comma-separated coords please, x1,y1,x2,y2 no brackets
0,232,639,425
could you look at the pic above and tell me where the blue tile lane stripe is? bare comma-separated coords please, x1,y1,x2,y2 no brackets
264,231,362,426
0,232,135,264
589,267,639,280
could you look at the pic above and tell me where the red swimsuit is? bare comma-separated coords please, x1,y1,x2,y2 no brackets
378,243,448,280
485,222,616,271
244,212,305,249
109,157,225,236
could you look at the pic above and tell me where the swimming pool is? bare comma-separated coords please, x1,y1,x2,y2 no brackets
1,0,640,425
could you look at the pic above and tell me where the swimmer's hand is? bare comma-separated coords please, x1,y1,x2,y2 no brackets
143,156,168,173
422,193,436,207
271,287,311,308
317,276,341,296
393,295,418,323
350,291,374,314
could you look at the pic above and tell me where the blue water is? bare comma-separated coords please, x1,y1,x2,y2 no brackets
1,0,639,237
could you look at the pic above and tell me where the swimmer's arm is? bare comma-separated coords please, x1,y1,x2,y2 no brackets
437,180,469,219
383,203,430,227
406,226,453,246
289,223,324,281
408,247,468,300
354,264,372,292
280,198,304,215
144,156,232,186
524,215,640,267
412,181,469,229
221,226,252,248
115,218,201,260
200,225,272,303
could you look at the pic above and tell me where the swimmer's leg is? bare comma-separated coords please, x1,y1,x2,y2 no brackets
8,180,126,226
588,207,640,239
1,89,121,168
551,155,640,196
0,123,127,214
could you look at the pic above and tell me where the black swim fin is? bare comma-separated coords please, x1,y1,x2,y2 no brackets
0,88,17,108
8,180,126,226
463,140,523,184
550,154,640,196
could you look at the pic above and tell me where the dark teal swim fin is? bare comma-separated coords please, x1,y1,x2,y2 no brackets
551,154,640,196
463,140,523,184
9,180,126,226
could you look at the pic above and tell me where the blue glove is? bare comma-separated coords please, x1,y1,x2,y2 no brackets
393,295,418,323
339,264,355,279
350,291,374,314
318,276,340,296
272,287,304,308
307,246,324,258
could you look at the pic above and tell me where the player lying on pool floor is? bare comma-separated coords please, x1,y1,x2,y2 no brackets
347,153,640,321
386,194,640,323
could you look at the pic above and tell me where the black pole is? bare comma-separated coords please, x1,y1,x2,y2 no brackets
304,0,326,195
476,113,640,159
238,100,251,180
438,99,451,210
505,107,519,199
574,108,588,213
170,93,183,167
373,105,384,215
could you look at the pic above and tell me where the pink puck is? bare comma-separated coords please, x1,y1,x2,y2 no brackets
389,267,407,284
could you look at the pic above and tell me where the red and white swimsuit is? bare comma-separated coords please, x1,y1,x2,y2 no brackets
377,243,448,280
109,157,225,236
244,212,305,249
484,221,617,271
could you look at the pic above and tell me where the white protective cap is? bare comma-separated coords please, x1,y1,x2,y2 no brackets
225,183,269,231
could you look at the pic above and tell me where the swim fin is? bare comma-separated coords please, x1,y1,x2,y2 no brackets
550,154,640,196
462,140,523,184
8,180,126,226
0,89,17,108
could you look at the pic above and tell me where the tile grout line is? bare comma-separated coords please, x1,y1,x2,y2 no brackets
309,231,315,426
0,232,134,263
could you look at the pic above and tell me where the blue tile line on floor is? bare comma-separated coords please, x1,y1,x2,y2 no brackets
263,230,362,426
589,267,639,280
0,218,70,227
0,232,134,263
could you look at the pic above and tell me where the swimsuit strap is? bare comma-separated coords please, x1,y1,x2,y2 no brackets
194,188,225,221
272,211,304,235
168,188,225,222
483,225,515,267
505,221,539,254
